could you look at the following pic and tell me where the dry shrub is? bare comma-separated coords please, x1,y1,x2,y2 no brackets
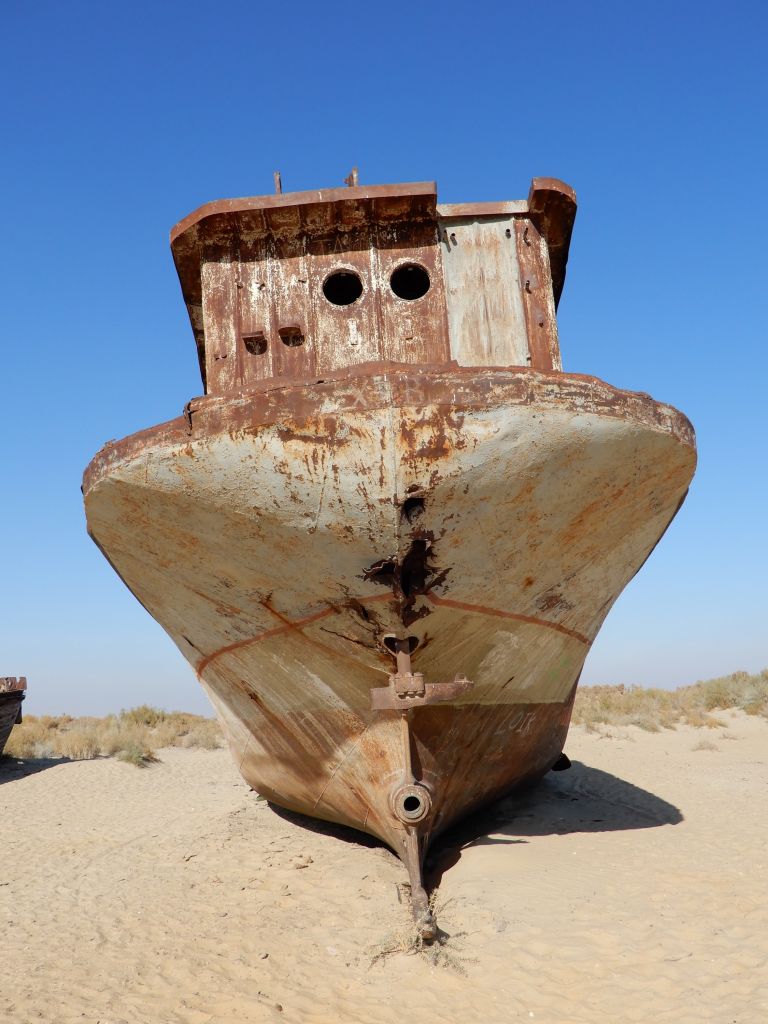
179,721,222,750
692,738,719,752
151,720,184,748
682,708,723,729
98,721,148,757
628,714,662,733
119,705,168,728
574,669,768,733
4,728,39,759
3,706,221,766
116,743,160,768
368,894,474,975
56,729,101,760
119,708,222,750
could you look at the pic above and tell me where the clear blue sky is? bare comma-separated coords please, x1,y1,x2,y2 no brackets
2,1,766,716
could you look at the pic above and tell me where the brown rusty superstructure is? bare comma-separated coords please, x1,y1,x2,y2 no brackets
84,175,696,938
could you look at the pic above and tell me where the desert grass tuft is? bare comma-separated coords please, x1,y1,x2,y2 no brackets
368,893,475,974
56,729,102,760
573,668,768,734
116,743,160,768
3,705,222,765
692,738,719,752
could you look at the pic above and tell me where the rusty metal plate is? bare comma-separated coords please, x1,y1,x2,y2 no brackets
371,676,474,711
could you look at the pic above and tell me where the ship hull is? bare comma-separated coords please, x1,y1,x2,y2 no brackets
84,366,695,858
0,688,25,757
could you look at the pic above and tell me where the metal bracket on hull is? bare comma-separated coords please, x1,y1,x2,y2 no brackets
370,640,473,711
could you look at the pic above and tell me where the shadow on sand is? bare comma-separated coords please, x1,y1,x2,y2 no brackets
425,761,683,886
0,754,71,783
267,760,682,890
269,802,387,851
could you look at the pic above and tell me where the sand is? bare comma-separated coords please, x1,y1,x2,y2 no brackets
1,711,766,1023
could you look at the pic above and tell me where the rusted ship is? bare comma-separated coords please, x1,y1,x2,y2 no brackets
0,678,26,756
83,176,696,937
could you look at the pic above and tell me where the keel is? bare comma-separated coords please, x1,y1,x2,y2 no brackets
403,825,437,942
375,639,471,942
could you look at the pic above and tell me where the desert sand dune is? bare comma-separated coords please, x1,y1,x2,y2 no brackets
1,712,766,1023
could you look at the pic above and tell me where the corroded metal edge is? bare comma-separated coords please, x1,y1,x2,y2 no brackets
82,365,696,495
0,677,27,695
170,181,438,246
527,177,577,308
0,681,26,757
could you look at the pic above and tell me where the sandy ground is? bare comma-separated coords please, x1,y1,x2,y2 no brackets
1,712,766,1024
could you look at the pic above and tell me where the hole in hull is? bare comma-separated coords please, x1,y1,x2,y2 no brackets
363,538,447,627
243,333,267,355
382,635,419,656
401,496,425,524
278,326,304,347
363,558,397,585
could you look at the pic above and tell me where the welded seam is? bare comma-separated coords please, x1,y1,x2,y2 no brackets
198,589,590,681
196,593,394,679
426,593,590,645
312,720,373,811
195,605,334,677
238,732,253,773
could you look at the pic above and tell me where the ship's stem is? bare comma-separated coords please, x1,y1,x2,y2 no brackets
396,703,436,941
402,824,436,942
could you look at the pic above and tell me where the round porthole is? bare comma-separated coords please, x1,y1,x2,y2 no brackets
390,263,430,301
323,270,363,306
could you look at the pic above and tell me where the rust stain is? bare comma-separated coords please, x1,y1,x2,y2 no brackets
83,365,695,495
363,536,449,626
426,593,590,645
195,606,334,677
195,594,394,677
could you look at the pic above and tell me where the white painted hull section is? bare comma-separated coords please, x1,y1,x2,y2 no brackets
84,368,695,847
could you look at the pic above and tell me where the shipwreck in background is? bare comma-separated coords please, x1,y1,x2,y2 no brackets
0,677,26,757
